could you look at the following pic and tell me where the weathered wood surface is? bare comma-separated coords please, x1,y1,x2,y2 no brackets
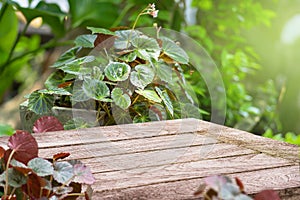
0,118,299,199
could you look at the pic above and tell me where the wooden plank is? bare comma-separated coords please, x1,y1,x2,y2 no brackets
193,119,300,162
81,143,255,173
92,153,294,191
95,165,300,200
33,118,205,148
38,133,218,159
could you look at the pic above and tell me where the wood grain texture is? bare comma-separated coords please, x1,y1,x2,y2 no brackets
81,143,255,173
92,153,294,191
0,118,299,199
95,166,300,200
193,119,300,162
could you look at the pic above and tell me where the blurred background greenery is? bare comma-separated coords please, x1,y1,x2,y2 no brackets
0,0,299,145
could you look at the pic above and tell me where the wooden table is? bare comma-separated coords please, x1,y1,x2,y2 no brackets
2,119,299,199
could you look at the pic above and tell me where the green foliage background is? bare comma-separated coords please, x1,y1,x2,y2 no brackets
0,0,299,145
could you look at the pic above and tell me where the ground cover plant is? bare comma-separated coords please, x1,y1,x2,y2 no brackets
0,116,95,199
23,3,201,128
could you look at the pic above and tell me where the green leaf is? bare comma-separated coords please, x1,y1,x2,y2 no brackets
91,66,104,81
45,70,65,89
0,124,15,136
135,89,161,103
52,47,79,68
180,103,202,119
155,87,173,116
118,51,137,62
10,159,28,168
114,30,139,49
161,36,189,64
112,107,132,124
39,88,71,96
71,82,90,102
87,27,116,35
17,1,66,36
28,158,54,177
68,0,118,28
135,49,150,61
83,78,111,101
104,62,131,82
0,5,18,66
132,35,160,51
132,35,160,60
7,168,27,188
53,161,74,184
130,64,154,89
28,91,54,115
74,34,97,48
64,118,95,130
58,56,94,75
133,115,150,123
111,88,131,110
155,61,172,83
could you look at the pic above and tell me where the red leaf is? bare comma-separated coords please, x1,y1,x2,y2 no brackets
235,177,245,192
94,33,115,49
58,81,73,88
13,166,33,175
4,149,12,165
53,152,70,161
0,146,5,159
254,190,281,200
22,172,47,198
33,116,64,133
8,130,38,164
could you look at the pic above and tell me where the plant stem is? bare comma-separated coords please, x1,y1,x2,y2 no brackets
65,193,85,197
131,13,143,31
0,40,72,74
127,5,149,48
101,102,112,119
4,149,16,197
46,175,53,197
9,188,16,199
131,94,140,105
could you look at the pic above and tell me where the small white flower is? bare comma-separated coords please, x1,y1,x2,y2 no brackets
150,3,155,10
151,10,159,18
147,3,159,18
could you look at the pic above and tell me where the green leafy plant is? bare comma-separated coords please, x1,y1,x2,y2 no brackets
23,3,200,127
194,175,281,200
0,0,184,104
0,116,95,199
184,0,279,134
263,129,300,146
0,124,14,137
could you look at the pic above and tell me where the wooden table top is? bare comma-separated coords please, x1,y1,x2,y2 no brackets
1,118,299,199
